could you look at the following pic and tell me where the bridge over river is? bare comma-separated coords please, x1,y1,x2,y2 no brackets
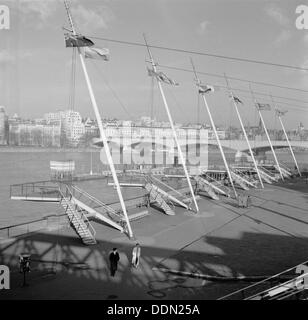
206,140,308,156
115,138,308,156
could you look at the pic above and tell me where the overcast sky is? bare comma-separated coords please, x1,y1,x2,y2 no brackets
0,0,307,130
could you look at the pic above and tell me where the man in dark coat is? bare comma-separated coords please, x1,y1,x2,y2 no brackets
109,248,120,277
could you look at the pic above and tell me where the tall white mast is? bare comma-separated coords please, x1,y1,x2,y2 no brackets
224,75,264,188
273,104,301,177
90,149,93,175
64,0,134,238
190,60,237,198
249,85,284,181
144,35,199,212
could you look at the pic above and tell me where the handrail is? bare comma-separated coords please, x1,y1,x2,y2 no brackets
71,185,121,220
246,272,308,300
235,169,254,183
145,183,172,210
10,179,55,187
278,161,292,172
0,213,67,239
10,180,60,199
0,214,65,231
231,169,257,187
203,173,231,194
258,165,277,177
107,193,148,206
219,259,308,300
149,175,187,199
59,186,96,238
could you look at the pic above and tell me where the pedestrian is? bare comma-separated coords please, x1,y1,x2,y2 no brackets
223,173,229,186
131,243,141,268
247,195,252,208
109,248,120,277
238,193,244,208
243,194,248,208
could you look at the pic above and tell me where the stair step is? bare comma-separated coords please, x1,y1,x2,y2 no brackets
60,195,96,245
145,183,175,216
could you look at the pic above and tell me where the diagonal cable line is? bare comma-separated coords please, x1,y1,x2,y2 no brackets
156,64,308,94
86,35,308,72
88,60,133,119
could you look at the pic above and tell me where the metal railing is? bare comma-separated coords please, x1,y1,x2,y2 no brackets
278,161,293,173
59,186,96,238
106,194,149,212
0,214,67,240
203,172,232,196
204,170,226,181
232,168,259,186
10,180,60,200
149,175,188,199
219,260,308,300
71,185,122,222
111,173,146,186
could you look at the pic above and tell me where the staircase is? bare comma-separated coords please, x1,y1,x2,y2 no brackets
59,187,96,245
279,162,293,175
71,185,122,223
202,173,232,197
193,176,219,200
232,169,258,188
147,175,191,210
257,167,273,184
145,183,175,216
275,165,292,178
258,166,279,183
230,171,250,190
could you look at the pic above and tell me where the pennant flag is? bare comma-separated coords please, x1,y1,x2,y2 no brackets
147,67,156,77
232,95,243,104
275,109,287,117
147,67,179,86
255,103,271,111
84,47,110,61
65,33,94,48
197,84,215,94
258,117,263,131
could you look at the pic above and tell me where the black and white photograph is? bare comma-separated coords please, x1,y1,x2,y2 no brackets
0,0,308,306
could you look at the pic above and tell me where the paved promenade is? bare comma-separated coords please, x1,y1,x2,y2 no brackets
0,178,307,300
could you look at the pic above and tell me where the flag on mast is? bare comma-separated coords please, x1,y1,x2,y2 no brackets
275,108,287,117
255,103,271,111
147,67,179,86
197,84,215,94
65,33,94,47
231,95,243,104
84,47,110,61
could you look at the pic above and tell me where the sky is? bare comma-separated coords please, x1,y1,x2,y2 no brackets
0,0,308,130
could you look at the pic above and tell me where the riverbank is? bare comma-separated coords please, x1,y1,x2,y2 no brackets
0,146,101,153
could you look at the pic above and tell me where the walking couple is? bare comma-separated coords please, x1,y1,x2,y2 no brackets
108,243,141,277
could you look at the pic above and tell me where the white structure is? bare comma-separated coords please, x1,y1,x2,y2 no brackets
9,122,61,147
45,110,85,146
104,124,208,140
275,109,301,176
190,59,237,198
144,35,199,212
64,0,134,238
208,129,226,140
0,106,8,145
